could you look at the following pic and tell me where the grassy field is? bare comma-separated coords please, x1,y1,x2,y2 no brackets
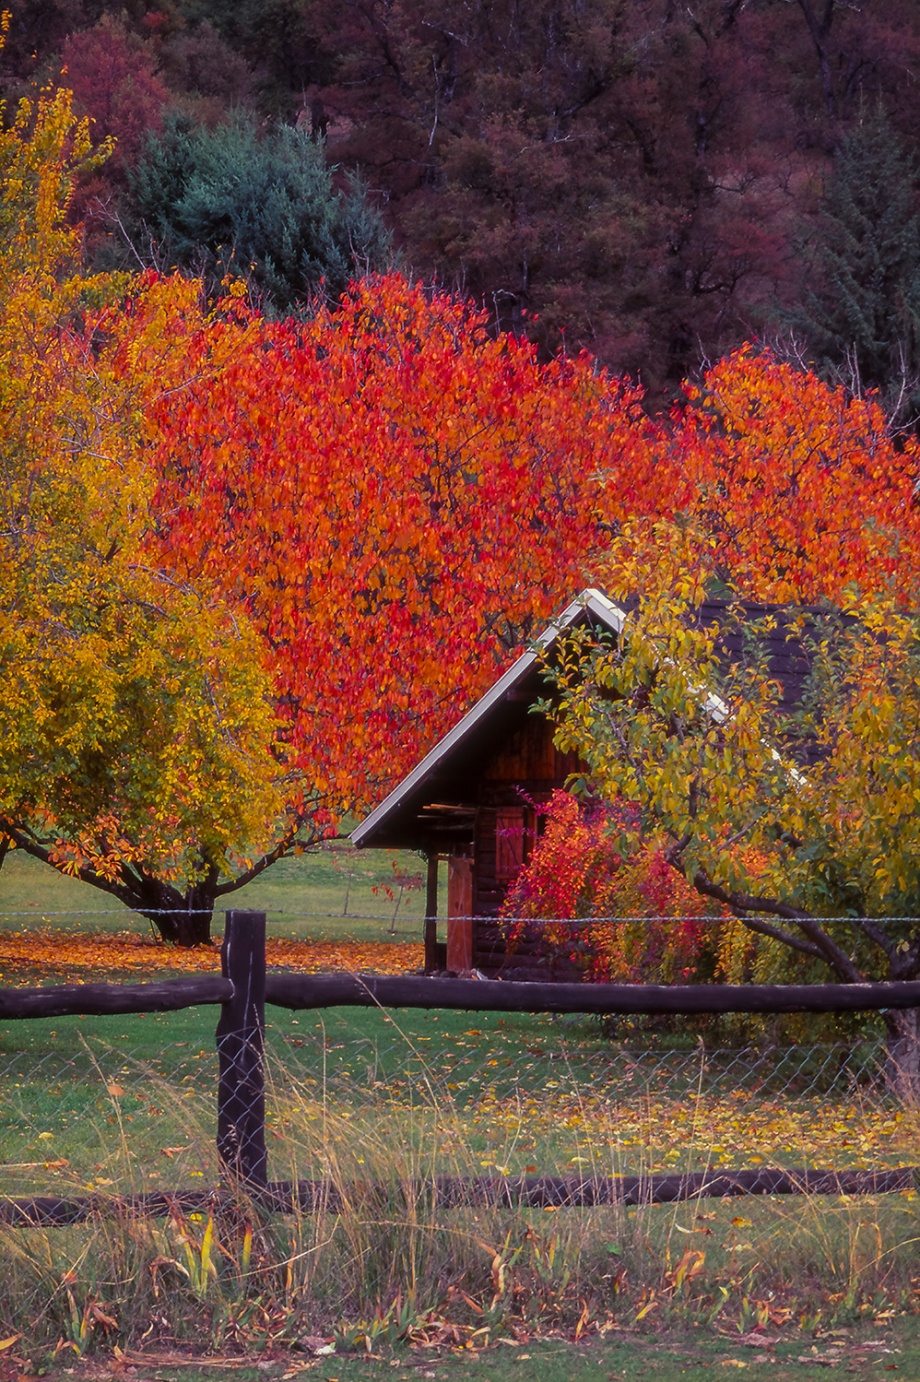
0,844,439,944
0,1004,915,1195
0,851,917,1362
13,1317,920,1382
0,1000,916,1356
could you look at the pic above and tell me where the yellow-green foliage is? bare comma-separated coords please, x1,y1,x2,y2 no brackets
0,76,285,886
548,519,920,987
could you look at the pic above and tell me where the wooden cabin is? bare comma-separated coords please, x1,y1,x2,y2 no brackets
352,589,813,980
352,590,618,978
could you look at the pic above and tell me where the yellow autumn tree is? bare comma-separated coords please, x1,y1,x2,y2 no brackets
0,81,295,944
545,520,920,1098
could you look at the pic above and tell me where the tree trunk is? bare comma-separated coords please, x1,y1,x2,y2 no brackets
0,826,295,948
152,905,214,947
882,1007,920,1106
135,877,216,947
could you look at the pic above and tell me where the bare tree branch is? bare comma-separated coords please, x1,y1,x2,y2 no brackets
687,867,865,981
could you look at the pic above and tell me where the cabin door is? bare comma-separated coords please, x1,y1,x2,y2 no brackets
446,854,473,973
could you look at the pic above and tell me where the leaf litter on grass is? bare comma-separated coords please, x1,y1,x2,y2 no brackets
0,930,917,1348
0,931,424,984
16,1326,913,1382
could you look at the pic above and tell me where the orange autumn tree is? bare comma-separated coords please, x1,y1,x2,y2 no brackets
664,346,920,603
543,520,920,1097
503,354,920,994
0,286,289,946
129,274,660,940
14,125,919,955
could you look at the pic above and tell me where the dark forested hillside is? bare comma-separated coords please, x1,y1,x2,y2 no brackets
4,0,919,410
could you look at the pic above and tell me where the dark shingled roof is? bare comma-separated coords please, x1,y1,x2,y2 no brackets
695,601,820,715
352,589,823,851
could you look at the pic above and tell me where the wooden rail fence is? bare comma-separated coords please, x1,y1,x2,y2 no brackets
0,909,916,1224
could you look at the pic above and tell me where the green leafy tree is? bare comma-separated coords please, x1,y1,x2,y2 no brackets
122,111,391,312
793,111,920,424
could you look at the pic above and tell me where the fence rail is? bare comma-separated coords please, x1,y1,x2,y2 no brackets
3,1167,915,1228
263,972,920,1015
6,973,920,1022
0,908,916,1224
0,976,231,1020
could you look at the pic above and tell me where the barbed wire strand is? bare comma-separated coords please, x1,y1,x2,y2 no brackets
0,909,916,925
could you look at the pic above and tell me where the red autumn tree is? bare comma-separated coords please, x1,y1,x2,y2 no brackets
143,327,916,948
146,276,659,917
61,15,168,175
654,346,920,605
57,15,170,248
10,271,663,943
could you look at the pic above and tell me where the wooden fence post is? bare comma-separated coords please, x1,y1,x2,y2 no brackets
216,910,267,1191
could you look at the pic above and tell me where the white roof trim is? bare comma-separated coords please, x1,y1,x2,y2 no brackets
351,588,627,847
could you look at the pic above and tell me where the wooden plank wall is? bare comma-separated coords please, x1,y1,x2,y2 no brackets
463,713,589,978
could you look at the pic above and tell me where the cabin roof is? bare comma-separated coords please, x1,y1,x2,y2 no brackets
352,588,818,852
351,589,625,851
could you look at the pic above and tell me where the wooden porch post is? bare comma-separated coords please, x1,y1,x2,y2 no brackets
424,853,439,973
446,854,474,974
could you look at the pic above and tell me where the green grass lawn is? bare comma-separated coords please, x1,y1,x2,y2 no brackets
0,852,917,1357
0,845,440,944
0,1003,914,1194
23,1317,920,1382
262,1317,920,1381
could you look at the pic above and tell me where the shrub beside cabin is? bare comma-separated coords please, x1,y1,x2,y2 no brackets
352,590,812,980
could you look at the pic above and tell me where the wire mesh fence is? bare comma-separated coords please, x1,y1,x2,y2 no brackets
0,1003,914,1204
0,900,916,1215
262,1014,915,1179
